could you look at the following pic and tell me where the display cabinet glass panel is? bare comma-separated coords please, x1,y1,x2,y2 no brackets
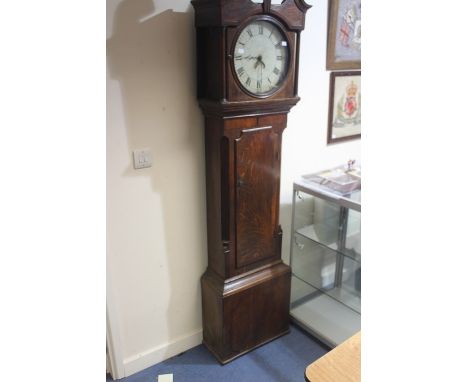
289,165,361,347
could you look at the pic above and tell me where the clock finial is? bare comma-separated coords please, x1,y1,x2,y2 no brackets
263,0,271,13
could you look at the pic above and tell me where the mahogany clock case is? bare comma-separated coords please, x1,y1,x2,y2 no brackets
194,20,297,105
193,0,311,110
201,113,291,364
191,0,311,364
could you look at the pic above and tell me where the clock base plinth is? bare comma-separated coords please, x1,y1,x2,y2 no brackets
203,328,290,365
201,263,291,364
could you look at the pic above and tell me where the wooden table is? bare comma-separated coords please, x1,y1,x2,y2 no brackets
305,332,361,382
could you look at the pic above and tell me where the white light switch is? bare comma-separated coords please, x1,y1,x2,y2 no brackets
133,149,152,169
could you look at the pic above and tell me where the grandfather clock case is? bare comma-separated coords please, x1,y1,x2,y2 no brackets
191,0,310,363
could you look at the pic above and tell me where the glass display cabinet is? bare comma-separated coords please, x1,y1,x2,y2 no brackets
289,164,361,347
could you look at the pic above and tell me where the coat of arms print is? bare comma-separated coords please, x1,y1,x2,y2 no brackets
328,72,361,144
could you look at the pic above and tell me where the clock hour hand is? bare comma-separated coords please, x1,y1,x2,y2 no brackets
256,56,266,69
253,55,266,69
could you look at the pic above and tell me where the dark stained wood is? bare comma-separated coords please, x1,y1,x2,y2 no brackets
201,262,291,363
195,27,225,100
203,117,226,278
270,0,311,30
192,0,308,104
192,0,310,364
198,97,300,118
223,114,286,278
234,126,279,268
192,0,310,30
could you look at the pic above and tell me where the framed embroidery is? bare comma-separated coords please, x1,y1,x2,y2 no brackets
327,0,361,70
327,71,361,144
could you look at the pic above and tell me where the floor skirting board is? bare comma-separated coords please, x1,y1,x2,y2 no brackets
123,329,203,377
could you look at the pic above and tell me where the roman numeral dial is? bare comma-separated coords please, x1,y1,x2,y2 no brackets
233,20,289,96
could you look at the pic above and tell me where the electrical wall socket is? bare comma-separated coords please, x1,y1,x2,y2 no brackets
133,149,152,169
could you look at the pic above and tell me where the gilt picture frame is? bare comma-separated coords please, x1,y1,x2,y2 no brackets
327,0,361,70
327,71,361,144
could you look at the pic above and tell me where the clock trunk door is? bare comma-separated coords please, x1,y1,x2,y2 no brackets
235,127,279,268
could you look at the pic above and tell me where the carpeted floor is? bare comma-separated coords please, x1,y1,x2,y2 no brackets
107,325,329,382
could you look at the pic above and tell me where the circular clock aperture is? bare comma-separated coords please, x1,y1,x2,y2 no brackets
233,19,290,97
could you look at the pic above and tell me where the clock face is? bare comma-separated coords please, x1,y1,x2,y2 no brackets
233,20,290,96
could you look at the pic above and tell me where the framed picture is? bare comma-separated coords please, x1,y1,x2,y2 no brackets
327,0,361,70
327,71,361,144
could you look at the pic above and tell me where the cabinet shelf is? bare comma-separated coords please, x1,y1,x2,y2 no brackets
295,223,361,263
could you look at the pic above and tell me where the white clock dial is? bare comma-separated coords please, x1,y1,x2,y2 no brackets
233,20,289,96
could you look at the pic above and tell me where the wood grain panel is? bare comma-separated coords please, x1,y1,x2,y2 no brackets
234,127,279,268
201,273,224,357
305,332,361,382
224,265,291,360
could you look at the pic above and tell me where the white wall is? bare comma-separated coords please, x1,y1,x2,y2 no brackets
107,0,360,377
106,0,206,376
279,0,361,264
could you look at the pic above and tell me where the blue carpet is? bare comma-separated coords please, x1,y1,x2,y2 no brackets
108,325,329,382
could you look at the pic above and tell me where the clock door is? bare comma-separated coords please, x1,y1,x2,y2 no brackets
234,126,280,268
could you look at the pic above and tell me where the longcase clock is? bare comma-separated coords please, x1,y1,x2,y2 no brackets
191,0,310,364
